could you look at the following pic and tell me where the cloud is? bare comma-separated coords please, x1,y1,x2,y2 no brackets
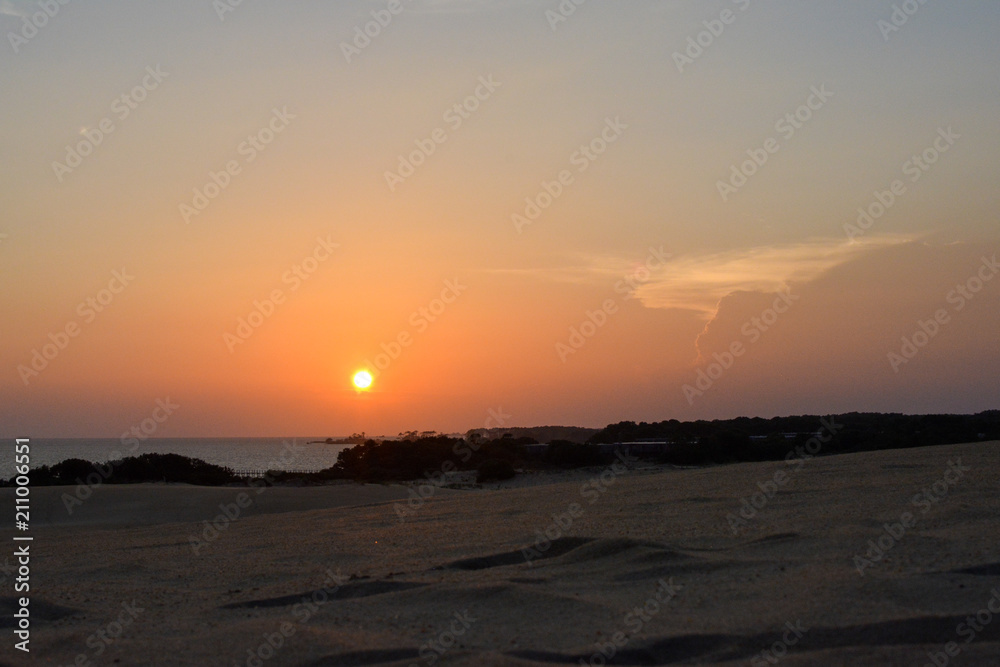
486,235,919,320
0,1,27,18
634,234,919,318
685,240,1000,406
480,247,671,287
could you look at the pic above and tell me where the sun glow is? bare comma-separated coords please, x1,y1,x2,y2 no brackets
353,370,373,390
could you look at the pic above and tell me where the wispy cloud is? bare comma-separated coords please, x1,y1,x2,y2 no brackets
635,235,918,317
0,1,27,18
479,246,671,287
485,235,920,318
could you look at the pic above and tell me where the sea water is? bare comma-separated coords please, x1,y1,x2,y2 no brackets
1,437,353,475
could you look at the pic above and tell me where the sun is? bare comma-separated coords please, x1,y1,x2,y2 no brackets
352,370,373,390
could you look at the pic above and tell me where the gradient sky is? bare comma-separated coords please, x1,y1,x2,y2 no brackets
1,0,998,437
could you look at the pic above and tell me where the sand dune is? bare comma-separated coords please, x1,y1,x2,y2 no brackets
3,441,1000,665
24,482,452,528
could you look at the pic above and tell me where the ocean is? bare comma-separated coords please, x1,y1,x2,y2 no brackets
4,438,354,475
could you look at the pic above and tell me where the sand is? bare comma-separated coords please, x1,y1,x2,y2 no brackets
3,441,1000,666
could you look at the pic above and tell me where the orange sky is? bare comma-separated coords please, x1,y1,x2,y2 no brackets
1,2,998,436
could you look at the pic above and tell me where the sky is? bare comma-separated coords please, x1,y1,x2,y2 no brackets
1,0,998,437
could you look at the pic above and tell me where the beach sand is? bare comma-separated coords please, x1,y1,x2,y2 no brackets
3,441,1000,665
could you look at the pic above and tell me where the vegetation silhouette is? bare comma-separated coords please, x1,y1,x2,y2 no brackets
7,412,997,487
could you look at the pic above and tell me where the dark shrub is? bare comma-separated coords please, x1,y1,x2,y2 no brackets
5,454,241,487
477,458,515,483
333,436,484,481
111,453,238,485
47,458,98,484
543,441,610,467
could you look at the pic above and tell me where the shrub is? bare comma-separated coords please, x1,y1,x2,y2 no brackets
4,454,241,487
543,441,611,467
477,458,515,483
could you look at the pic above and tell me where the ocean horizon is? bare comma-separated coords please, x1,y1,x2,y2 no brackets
4,437,356,474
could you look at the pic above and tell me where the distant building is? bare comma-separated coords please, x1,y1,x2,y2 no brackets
751,431,824,441
522,440,673,457
607,440,671,456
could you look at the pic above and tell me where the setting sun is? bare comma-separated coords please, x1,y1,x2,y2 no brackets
352,370,373,390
